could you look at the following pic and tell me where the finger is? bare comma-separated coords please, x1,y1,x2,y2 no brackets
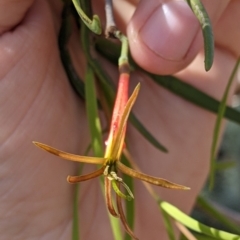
0,0,34,34
127,0,229,75
215,0,240,57
0,1,88,237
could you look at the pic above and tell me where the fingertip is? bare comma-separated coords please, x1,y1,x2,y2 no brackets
0,0,34,34
127,0,202,75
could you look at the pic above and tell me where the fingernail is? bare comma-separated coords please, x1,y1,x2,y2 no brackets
139,0,199,61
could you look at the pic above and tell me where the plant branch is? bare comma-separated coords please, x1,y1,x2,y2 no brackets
105,0,117,37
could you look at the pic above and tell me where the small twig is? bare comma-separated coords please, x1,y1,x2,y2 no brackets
104,0,117,37
104,0,129,71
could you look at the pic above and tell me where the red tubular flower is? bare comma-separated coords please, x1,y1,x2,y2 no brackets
105,71,129,161
33,73,189,239
33,32,189,240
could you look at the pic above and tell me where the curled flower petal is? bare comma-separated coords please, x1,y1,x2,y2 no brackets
67,167,105,183
33,141,106,164
117,161,190,190
116,185,139,240
105,177,119,217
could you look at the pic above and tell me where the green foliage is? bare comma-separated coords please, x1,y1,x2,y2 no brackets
121,154,135,240
209,59,240,189
186,0,214,71
197,196,240,235
161,201,240,240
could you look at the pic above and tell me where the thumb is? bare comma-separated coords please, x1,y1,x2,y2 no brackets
127,0,202,75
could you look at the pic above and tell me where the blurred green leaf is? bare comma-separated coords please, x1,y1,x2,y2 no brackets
215,160,236,172
129,113,168,153
197,196,240,235
72,164,84,240
161,201,240,240
161,207,176,240
85,65,103,156
192,232,217,240
209,59,240,189
58,2,85,99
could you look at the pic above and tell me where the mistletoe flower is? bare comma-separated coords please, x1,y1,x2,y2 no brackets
33,67,189,239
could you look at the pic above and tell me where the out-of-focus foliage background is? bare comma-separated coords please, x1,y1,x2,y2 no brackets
193,89,240,231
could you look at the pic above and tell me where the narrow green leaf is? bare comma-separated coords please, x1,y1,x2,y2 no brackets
191,232,216,240
85,65,103,157
161,208,176,240
179,233,188,240
72,164,84,240
95,38,240,125
215,160,236,171
149,74,240,125
95,38,134,69
58,2,85,99
161,201,240,240
72,183,80,240
92,60,115,108
108,217,123,240
80,12,115,110
209,59,240,189
71,143,91,240
129,113,168,153
186,0,214,71
197,195,240,235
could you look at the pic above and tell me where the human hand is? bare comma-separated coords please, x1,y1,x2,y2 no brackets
0,0,239,239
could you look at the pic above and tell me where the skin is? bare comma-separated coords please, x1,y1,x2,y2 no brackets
0,0,239,239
